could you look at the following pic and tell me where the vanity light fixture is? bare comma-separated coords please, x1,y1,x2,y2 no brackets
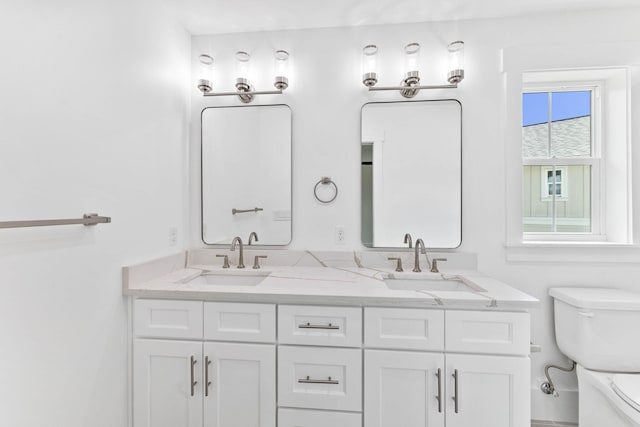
363,41,465,97
197,50,289,103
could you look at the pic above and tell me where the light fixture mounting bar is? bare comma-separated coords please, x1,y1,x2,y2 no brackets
369,84,457,92
203,89,283,97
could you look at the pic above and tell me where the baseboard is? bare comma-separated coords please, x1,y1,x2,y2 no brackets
532,420,578,427
531,387,579,424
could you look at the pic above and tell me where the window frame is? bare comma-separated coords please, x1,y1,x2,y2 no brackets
521,82,603,241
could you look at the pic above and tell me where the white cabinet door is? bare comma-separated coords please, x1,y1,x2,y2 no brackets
133,339,203,427
204,342,276,427
445,354,530,427
364,350,445,427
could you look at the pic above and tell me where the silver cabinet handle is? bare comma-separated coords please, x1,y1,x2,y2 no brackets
436,368,442,413
452,369,459,413
190,356,198,397
205,356,212,397
297,376,339,384
298,322,340,330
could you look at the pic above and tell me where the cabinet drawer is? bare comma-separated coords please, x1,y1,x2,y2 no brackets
364,307,445,351
445,310,530,356
278,409,361,427
134,299,203,339
204,302,275,343
278,346,362,411
278,305,362,347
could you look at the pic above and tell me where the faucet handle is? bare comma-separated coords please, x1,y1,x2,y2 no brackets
430,258,447,273
387,257,403,272
253,255,267,269
216,254,230,269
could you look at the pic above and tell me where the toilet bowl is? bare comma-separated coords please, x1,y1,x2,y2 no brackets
577,365,640,426
550,288,640,426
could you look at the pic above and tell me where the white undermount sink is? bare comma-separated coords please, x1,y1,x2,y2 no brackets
384,275,485,292
182,271,269,286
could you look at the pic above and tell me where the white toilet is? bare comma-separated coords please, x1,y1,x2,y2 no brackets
550,287,640,426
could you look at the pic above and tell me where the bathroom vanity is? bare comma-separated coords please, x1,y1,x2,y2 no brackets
124,250,537,427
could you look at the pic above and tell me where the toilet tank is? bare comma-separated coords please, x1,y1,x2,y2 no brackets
550,288,640,372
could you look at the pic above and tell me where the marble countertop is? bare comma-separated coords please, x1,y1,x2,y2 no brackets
123,250,539,310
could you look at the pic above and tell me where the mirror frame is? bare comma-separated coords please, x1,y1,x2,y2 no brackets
200,104,293,246
360,99,463,249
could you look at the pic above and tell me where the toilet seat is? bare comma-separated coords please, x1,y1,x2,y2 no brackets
578,365,640,426
612,374,640,414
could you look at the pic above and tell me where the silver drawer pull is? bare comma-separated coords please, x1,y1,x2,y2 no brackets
190,356,198,397
298,322,340,330
436,368,442,413
452,369,459,413
297,376,340,385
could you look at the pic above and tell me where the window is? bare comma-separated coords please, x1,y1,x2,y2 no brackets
522,87,599,235
541,167,567,200
503,43,634,254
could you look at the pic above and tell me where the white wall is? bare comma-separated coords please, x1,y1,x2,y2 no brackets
0,1,190,426
191,7,640,422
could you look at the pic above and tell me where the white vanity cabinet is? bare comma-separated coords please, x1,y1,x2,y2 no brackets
131,299,530,427
363,308,530,427
132,299,276,427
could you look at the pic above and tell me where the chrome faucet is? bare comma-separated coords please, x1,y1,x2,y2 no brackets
413,239,425,272
230,236,245,268
248,231,259,245
413,238,432,272
403,233,413,248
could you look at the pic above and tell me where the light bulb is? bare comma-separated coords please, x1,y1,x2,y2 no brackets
235,51,251,81
274,50,289,90
362,45,378,87
197,54,213,93
404,42,420,78
447,41,465,84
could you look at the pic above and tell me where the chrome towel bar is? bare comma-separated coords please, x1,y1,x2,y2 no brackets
0,213,111,229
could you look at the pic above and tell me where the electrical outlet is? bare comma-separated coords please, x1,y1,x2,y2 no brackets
169,227,178,246
335,226,345,244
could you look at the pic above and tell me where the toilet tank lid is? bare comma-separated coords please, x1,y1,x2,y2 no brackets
549,287,640,310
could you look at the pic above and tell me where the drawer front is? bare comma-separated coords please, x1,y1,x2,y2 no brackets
445,310,530,356
364,307,445,351
278,346,362,411
278,409,361,427
134,299,203,339
278,305,362,347
204,302,276,343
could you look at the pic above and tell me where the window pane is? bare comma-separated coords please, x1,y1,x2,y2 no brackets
523,165,591,233
556,165,591,232
550,91,592,157
523,165,553,232
522,93,549,158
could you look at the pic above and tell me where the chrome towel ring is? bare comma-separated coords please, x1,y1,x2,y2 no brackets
314,177,338,204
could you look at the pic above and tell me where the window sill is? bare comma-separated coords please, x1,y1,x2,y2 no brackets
505,241,640,263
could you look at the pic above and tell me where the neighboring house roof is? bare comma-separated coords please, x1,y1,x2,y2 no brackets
523,116,591,157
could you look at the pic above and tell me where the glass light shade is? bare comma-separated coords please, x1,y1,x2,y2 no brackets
404,42,420,76
362,45,378,87
447,41,465,84
235,51,251,80
274,50,289,90
197,54,214,93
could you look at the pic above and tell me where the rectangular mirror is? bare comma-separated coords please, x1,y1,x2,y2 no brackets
361,100,462,248
201,104,292,245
